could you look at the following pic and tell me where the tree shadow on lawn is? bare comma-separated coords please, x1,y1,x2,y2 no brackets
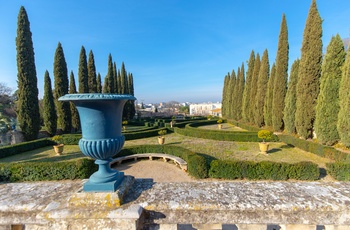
24,151,86,163
267,148,282,154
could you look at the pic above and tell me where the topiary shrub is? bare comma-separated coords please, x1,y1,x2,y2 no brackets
0,158,96,182
209,159,319,181
326,162,350,181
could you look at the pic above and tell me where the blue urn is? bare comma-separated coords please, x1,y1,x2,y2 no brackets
59,93,136,192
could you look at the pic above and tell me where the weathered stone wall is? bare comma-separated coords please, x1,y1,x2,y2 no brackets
1,180,350,229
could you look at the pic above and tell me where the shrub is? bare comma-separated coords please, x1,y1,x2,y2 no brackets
0,158,96,182
257,130,273,142
187,154,208,179
209,159,319,181
326,162,350,181
0,138,55,159
175,123,278,142
278,134,349,161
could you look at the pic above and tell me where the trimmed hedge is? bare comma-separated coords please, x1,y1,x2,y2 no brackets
0,138,55,159
174,121,278,142
209,159,320,181
278,134,349,161
117,145,209,179
227,120,261,132
326,162,350,181
0,158,96,182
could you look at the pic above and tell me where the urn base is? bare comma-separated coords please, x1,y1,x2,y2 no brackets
83,171,124,192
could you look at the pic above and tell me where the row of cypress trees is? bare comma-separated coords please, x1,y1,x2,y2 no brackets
16,6,135,139
222,0,350,147
44,44,136,136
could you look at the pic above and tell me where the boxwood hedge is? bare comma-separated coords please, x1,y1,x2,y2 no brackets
0,158,96,182
209,159,320,181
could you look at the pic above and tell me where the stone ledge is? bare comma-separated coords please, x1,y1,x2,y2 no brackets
129,181,350,225
1,180,350,228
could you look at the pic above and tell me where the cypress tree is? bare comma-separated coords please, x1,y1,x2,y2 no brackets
315,35,345,145
123,73,136,120
229,71,236,119
120,62,127,94
113,62,118,93
221,74,230,118
78,46,89,93
254,49,269,127
284,59,300,134
236,63,245,120
54,42,71,133
295,0,323,139
249,53,260,123
338,45,350,147
87,50,97,93
232,69,241,120
264,63,276,127
104,54,114,93
117,70,122,94
96,73,102,93
16,6,41,141
69,71,80,132
242,51,255,122
43,70,57,136
272,14,289,131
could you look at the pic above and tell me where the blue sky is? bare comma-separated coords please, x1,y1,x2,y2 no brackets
0,1,349,103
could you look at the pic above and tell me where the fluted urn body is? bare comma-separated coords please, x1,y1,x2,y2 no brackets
59,93,136,192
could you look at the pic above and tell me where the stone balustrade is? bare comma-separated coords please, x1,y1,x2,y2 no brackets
1,179,350,229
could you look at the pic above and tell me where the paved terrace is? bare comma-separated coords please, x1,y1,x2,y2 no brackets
1,179,350,229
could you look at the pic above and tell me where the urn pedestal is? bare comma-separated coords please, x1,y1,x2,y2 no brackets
59,93,136,192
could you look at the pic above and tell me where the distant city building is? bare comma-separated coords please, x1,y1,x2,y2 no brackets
189,103,222,117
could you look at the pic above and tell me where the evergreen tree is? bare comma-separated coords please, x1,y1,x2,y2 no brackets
338,45,350,147
249,53,260,123
43,70,57,136
96,73,102,93
232,69,241,120
254,49,269,127
284,59,300,134
295,0,323,139
315,35,345,145
221,74,230,118
123,73,136,120
54,42,71,133
78,46,89,93
242,51,255,122
236,63,245,120
120,62,127,94
264,63,276,127
16,6,41,141
104,54,114,93
69,71,80,132
87,50,97,93
113,62,118,93
228,71,236,119
117,70,122,94
272,14,289,131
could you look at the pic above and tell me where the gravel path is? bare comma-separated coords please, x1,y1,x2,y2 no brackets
114,160,197,182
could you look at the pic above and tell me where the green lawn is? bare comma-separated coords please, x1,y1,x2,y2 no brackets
124,132,333,168
0,123,334,169
0,145,85,163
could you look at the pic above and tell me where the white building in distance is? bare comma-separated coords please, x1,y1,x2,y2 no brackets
189,102,222,117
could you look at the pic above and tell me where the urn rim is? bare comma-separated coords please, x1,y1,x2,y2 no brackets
58,93,136,101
